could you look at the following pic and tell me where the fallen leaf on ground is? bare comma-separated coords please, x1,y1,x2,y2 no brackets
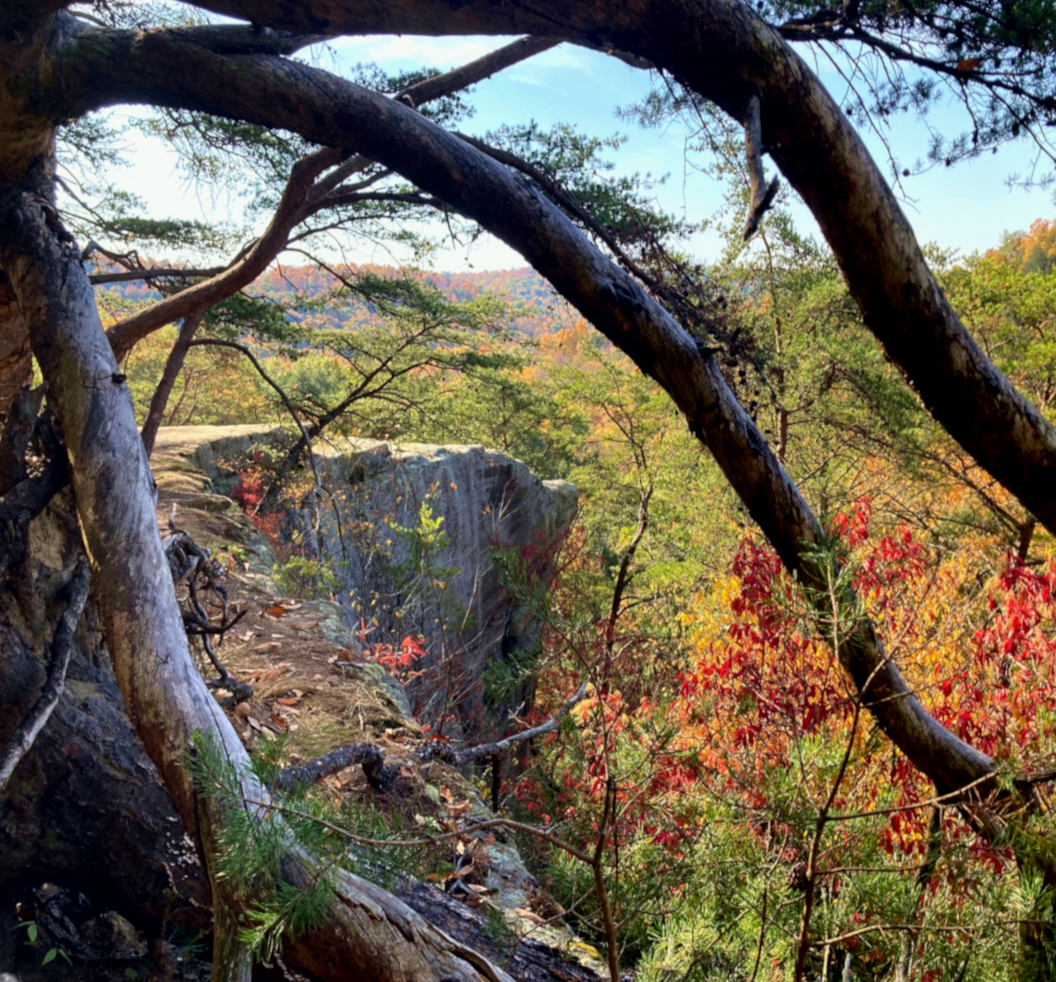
252,641,282,652
263,606,287,619
291,621,320,631
568,941,601,959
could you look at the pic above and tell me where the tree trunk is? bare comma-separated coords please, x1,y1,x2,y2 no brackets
0,553,598,981
0,188,513,982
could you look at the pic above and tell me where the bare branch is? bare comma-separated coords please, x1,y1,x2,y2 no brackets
0,557,89,791
89,265,225,284
276,743,396,792
397,36,559,108
742,95,780,240
450,682,589,763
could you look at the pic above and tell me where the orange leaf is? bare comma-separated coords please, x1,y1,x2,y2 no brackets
276,697,300,706
957,58,981,72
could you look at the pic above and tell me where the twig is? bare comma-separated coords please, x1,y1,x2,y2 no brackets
445,682,589,764
0,557,90,791
593,776,620,982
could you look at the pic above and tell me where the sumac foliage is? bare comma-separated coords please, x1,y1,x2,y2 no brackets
522,500,1056,980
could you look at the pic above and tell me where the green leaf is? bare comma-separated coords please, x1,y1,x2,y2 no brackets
42,947,56,964
125,968,139,979
27,922,37,943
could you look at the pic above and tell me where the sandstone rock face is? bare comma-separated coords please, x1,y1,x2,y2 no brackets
175,426,577,737
310,439,576,736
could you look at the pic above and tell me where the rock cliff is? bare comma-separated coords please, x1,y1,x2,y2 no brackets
168,426,577,737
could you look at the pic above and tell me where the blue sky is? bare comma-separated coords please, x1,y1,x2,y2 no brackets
109,34,1055,271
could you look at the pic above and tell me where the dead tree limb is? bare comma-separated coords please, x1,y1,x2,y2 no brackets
450,683,589,765
276,743,396,793
742,95,780,240
0,556,89,791
276,684,589,794
165,516,254,703
141,308,205,457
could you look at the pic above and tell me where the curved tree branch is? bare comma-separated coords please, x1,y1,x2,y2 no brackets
0,187,515,982
48,29,1000,801
158,0,1056,540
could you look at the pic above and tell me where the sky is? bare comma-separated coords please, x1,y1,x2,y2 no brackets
106,33,1056,272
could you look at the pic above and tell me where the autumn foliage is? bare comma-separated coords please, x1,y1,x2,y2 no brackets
520,498,1056,978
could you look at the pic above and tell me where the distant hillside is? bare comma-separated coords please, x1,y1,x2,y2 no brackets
99,263,579,338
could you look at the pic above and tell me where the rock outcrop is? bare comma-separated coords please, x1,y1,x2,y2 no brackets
181,425,577,737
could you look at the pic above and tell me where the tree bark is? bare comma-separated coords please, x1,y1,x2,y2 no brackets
0,557,89,791
0,189,513,982
166,0,1056,541
0,278,31,424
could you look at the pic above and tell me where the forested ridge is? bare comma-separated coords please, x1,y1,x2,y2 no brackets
7,2,1056,981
